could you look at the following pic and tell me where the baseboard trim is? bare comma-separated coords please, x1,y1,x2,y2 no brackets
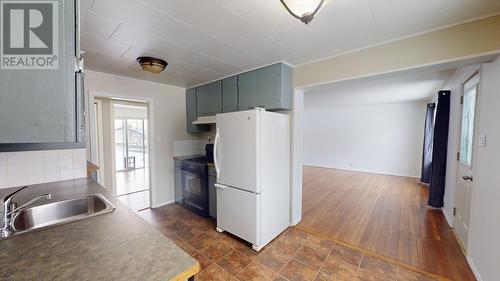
466,254,483,281
303,164,420,179
442,207,454,227
291,216,302,226
152,200,174,208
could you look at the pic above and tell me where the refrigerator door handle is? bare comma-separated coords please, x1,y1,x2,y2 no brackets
214,183,227,189
214,127,220,179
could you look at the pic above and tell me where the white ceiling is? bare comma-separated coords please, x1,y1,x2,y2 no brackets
80,0,500,88
304,68,455,110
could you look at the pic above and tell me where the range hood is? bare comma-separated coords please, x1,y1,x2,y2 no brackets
192,115,216,125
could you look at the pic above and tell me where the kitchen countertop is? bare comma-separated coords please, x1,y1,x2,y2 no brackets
173,155,202,161
172,156,214,167
0,179,199,281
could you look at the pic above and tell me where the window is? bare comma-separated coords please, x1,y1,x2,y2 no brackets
115,118,148,171
459,74,479,167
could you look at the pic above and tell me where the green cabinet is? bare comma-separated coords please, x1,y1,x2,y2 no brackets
222,76,238,113
185,63,293,133
196,81,222,117
174,160,182,203
208,166,217,218
0,0,85,151
237,63,293,111
186,88,209,133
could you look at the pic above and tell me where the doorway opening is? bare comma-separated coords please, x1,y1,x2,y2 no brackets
297,63,483,281
113,102,150,211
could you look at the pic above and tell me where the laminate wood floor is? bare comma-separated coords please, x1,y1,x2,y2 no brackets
298,166,476,281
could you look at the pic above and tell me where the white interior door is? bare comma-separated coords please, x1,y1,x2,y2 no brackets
216,110,260,193
454,72,479,250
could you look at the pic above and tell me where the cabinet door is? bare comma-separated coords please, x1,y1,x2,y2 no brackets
208,81,222,115
186,88,197,133
222,77,238,113
238,64,281,110
186,88,210,133
196,85,210,117
208,175,217,218
174,165,182,203
237,70,258,110
0,0,79,146
197,81,221,116
256,64,280,109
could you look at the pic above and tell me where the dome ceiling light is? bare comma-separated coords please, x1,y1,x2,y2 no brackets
279,0,326,24
137,56,168,74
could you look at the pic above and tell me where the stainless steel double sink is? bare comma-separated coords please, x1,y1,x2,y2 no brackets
1,194,115,240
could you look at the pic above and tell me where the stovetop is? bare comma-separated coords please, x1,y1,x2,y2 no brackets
180,143,214,172
184,156,209,165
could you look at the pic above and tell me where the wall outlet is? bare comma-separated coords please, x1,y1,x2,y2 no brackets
478,135,487,147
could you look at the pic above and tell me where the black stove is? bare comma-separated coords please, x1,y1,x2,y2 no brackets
179,144,213,217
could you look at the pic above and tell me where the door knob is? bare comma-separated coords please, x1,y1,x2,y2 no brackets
462,176,474,182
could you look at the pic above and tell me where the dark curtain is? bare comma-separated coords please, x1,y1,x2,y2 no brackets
420,103,436,184
428,90,451,208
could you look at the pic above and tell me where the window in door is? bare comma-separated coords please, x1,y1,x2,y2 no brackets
115,119,147,171
459,75,479,167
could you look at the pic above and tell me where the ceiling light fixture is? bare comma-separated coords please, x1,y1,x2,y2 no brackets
279,0,326,24
137,56,168,74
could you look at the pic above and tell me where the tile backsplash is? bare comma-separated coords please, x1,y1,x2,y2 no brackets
0,149,87,189
173,140,209,157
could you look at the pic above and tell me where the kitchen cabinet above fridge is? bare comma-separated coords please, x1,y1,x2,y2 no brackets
185,62,293,133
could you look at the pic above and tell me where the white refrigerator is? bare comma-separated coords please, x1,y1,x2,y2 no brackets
213,108,290,251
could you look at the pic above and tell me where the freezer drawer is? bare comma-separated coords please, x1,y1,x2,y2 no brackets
216,185,260,245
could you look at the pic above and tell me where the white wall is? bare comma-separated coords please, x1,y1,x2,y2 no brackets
465,57,500,281
303,101,426,178
84,70,200,207
114,104,148,119
439,57,500,281
441,65,479,225
290,89,304,225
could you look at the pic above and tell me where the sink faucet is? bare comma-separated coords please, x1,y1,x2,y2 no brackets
1,186,52,236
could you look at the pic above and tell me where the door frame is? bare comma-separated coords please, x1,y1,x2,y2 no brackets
453,66,481,250
94,98,105,184
88,90,155,208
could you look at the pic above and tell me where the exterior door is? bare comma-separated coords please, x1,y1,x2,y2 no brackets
115,119,148,171
454,72,479,249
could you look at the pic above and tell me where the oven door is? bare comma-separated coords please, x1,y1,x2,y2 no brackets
181,168,208,217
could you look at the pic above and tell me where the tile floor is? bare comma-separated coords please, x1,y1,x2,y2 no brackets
139,204,443,281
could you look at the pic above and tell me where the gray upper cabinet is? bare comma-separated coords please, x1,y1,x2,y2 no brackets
185,63,292,133
237,63,293,111
186,88,209,133
0,0,84,151
197,81,221,117
222,76,238,113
